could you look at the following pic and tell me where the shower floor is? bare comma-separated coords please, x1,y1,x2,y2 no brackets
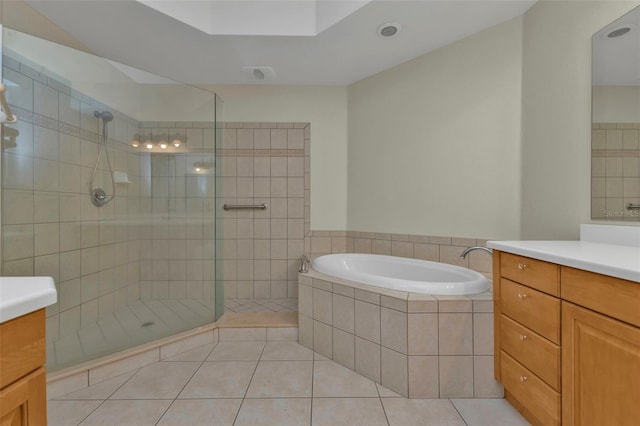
48,298,215,372
224,298,298,313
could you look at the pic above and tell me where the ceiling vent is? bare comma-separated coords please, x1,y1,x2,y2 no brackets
243,66,276,81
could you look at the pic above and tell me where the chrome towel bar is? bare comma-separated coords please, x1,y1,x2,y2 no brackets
627,203,640,210
223,203,267,210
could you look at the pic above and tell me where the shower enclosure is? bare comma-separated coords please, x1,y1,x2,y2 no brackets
0,27,224,371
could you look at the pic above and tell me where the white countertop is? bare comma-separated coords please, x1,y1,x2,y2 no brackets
0,276,57,323
486,241,640,283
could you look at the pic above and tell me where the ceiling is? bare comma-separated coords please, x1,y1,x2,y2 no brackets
25,0,537,86
593,5,640,86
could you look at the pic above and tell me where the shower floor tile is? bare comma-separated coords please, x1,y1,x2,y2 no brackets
224,297,298,312
49,298,215,372
49,340,530,426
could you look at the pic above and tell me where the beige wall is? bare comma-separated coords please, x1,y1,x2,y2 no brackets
347,17,523,240
520,0,639,240
593,86,640,123
198,85,349,232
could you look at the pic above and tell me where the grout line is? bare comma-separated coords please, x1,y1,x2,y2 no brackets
231,342,266,425
153,342,218,425
449,399,470,426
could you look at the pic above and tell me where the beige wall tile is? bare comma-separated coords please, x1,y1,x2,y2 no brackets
355,336,381,382
381,307,407,354
298,283,313,317
408,314,438,355
391,241,413,258
371,239,391,255
439,356,473,398
439,313,473,355
473,313,494,356
439,245,468,268
313,320,333,359
333,293,355,333
353,238,372,253
298,314,314,349
354,289,380,305
408,356,439,398
332,328,355,370
313,288,332,325
381,347,408,396
355,300,380,344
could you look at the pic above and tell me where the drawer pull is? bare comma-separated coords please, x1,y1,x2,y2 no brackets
519,334,528,341
518,263,528,270
520,376,528,383
517,293,529,299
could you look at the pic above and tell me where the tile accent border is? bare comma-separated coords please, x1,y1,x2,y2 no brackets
298,271,502,399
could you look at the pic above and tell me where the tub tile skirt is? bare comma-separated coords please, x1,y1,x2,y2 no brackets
298,272,503,399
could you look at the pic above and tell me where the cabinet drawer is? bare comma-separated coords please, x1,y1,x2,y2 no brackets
501,315,560,391
561,266,640,328
501,279,560,344
501,252,559,296
0,309,46,389
501,351,560,426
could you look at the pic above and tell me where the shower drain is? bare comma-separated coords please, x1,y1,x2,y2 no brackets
141,321,155,327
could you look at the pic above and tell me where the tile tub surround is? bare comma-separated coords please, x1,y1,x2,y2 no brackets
305,231,493,284
298,272,502,399
591,122,640,221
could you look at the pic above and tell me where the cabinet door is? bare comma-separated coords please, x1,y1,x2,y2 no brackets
0,368,47,426
562,302,640,426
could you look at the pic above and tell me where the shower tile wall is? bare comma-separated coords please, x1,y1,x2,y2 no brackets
592,123,640,221
218,122,309,303
137,122,216,304
1,57,142,344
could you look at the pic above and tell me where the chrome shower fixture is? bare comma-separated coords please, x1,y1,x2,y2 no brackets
94,110,114,122
89,110,116,207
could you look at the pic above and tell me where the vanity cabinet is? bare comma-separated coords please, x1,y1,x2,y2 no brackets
0,309,47,426
494,251,640,426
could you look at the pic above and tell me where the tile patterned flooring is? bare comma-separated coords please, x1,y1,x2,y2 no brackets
48,340,529,425
224,298,298,313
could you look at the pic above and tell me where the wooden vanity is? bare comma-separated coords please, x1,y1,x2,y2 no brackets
0,276,57,425
492,249,640,425
0,309,48,425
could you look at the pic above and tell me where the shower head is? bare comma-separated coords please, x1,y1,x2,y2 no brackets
94,110,114,122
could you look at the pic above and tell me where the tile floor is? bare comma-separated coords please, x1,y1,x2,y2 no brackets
224,298,298,313
48,340,529,425
49,299,215,372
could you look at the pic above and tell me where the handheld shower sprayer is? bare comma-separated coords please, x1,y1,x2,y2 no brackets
89,110,116,207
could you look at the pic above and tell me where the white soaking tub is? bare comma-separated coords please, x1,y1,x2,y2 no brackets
311,253,489,296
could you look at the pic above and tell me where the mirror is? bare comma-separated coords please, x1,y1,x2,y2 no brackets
592,6,640,221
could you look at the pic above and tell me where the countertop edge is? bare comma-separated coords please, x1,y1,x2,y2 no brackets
487,241,640,283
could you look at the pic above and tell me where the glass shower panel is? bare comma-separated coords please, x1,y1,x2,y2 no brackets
1,28,219,372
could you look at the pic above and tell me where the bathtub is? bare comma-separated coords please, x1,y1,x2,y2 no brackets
311,253,489,296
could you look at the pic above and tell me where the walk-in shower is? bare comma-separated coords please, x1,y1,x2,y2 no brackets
90,110,115,207
1,27,224,372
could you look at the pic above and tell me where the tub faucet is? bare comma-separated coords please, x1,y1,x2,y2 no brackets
460,246,493,259
298,255,310,273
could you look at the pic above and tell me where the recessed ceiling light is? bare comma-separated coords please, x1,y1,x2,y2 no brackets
377,22,401,38
608,27,631,38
